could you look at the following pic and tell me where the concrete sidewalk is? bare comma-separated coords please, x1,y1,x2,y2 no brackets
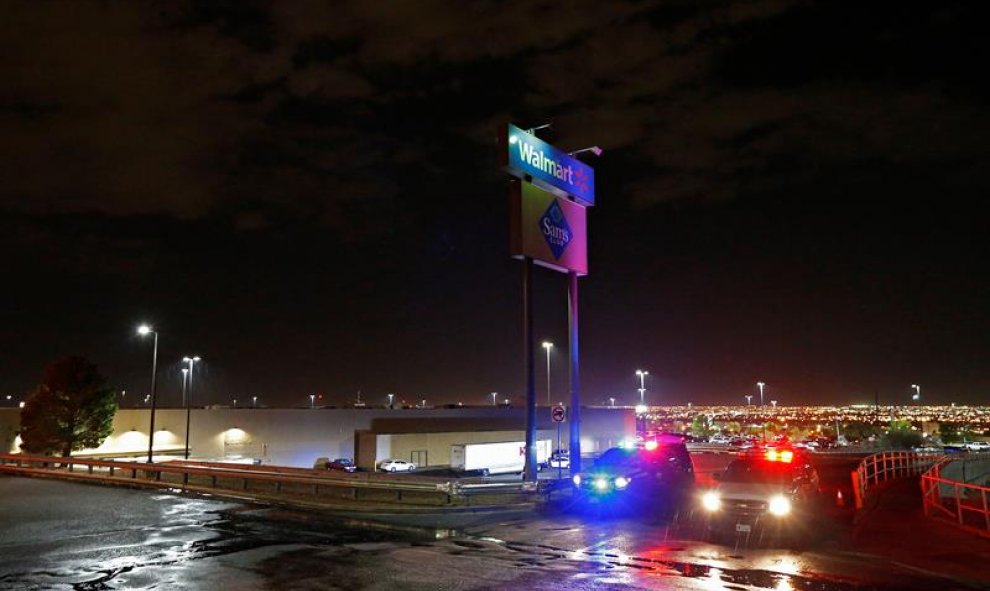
850,476,990,587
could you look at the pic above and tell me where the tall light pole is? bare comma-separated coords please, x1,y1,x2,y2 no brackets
491,391,498,407
387,393,394,408
745,394,752,406
757,381,766,406
911,384,921,402
252,396,257,408
309,394,315,408
771,399,778,410
181,369,189,408
182,356,200,460
542,341,553,406
636,369,649,405
609,397,615,407
137,325,159,463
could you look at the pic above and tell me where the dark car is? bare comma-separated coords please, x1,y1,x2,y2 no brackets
327,458,357,472
570,439,695,516
699,447,821,544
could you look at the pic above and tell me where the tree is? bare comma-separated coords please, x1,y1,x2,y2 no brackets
882,419,923,450
690,415,714,439
19,356,117,457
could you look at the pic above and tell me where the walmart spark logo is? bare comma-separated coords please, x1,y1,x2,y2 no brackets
539,200,572,259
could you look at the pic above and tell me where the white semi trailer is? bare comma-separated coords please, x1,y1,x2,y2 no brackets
450,440,552,475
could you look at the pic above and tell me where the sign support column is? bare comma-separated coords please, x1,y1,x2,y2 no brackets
568,269,581,473
523,256,537,482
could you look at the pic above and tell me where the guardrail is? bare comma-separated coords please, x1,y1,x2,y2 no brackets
921,454,990,537
851,450,943,510
0,453,476,507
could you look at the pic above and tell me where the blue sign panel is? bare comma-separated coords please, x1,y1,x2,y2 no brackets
500,123,595,207
538,200,572,260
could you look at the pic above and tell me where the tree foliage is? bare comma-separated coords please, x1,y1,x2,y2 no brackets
882,419,923,450
19,356,117,456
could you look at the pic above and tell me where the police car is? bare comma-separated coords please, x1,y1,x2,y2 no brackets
571,438,694,516
699,447,821,543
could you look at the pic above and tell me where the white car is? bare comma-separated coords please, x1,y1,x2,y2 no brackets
379,459,417,472
548,454,570,469
965,441,990,452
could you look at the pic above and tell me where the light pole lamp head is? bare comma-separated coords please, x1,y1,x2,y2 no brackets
137,325,153,336
542,341,553,350
568,146,603,157
182,368,188,376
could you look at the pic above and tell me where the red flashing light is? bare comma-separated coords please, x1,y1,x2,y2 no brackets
765,449,794,463
644,440,659,451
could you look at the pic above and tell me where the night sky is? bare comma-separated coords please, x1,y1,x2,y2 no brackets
2,1,988,408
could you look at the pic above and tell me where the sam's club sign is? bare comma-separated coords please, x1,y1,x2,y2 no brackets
500,123,595,207
510,182,587,275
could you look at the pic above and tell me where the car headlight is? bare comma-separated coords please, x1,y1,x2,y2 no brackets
768,495,791,516
701,491,721,512
593,477,609,491
614,476,630,489
572,475,581,486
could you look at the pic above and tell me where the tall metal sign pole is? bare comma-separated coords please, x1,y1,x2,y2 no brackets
499,123,595,481
568,270,582,472
523,256,537,481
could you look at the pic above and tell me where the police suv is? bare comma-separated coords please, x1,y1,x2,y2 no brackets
699,447,821,544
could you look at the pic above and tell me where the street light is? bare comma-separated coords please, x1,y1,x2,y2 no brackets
309,394,315,408
542,341,553,406
387,393,394,408
911,384,921,402
491,391,498,407
745,394,752,406
636,369,649,405
137,325,159,463
771,399,778,410
757,381,766,406
182,356,200,460
252,396,257,408
609,397,615,407
181,369,189,407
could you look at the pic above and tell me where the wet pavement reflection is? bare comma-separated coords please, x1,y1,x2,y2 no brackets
1,477,985,590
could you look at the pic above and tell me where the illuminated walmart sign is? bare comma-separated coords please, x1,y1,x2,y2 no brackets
500,123,595,207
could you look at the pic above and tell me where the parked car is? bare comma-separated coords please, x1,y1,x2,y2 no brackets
548,452,570,469
965,441,990,452
378,459,417,472
327,458,357,472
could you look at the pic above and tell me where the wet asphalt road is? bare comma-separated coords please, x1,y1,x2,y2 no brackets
0,475,985,591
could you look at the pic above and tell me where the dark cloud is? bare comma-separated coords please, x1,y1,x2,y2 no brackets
1,1,988,405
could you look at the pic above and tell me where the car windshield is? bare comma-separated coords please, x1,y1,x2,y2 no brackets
592,448,638,469
721,459,796,484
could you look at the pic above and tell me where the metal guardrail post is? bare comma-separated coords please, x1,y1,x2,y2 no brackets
852,470,863,510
